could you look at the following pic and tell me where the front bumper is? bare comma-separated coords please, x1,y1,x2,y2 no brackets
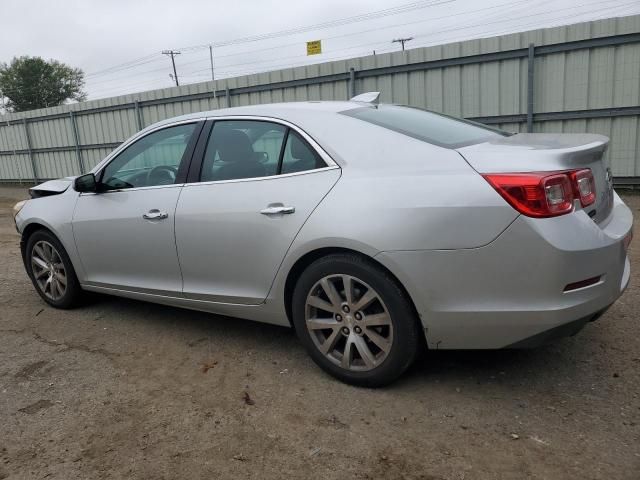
376,192,633,349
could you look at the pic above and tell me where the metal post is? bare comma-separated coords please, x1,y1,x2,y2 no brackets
225,86,231,108
527,43,535,133
349,67,356,99
209,45,216,98
134,100,143,130
6,120,21,184
23,118,38,183
69,111,84,174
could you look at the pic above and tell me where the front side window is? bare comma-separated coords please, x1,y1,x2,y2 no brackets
341,105,509,148
101,123,197,190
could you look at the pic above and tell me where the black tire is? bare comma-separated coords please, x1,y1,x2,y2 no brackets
292,253,421,387
25,229,82,309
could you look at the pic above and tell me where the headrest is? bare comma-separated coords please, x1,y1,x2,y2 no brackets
214,129,254,163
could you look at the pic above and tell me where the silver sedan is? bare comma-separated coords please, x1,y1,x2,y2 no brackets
14,93,633,386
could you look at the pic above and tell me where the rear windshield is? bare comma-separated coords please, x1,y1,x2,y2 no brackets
340,105,509,148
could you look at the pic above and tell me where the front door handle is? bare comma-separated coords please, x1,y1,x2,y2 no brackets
143,209,169,220
260,205,295,215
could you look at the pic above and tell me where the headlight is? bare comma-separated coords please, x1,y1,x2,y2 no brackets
12,200,27,219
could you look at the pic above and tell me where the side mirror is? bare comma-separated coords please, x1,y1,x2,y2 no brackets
74,173,98,193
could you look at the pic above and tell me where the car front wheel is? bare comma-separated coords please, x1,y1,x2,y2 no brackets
25,229,81,309
292,253,421,387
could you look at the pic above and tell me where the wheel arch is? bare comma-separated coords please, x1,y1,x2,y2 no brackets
283,246,422,333
20,222,57,265
19,221,84,282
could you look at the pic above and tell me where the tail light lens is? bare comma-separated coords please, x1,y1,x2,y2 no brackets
483,169,596,218
569,169,596,207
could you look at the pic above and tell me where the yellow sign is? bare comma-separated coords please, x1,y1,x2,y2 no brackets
306,40,322,56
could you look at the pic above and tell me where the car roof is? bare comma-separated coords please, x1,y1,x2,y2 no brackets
149,101,363,129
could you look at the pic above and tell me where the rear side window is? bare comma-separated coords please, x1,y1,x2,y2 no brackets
200,120,286,182
281,131,326,174
341,105,509,148
199,120,327,182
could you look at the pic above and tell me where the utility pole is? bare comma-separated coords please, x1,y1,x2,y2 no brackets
209,45,215,82
209,45,216,98
392,37,414,51
162,50,181,86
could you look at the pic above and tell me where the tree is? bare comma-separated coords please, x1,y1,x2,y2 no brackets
0,56,87,112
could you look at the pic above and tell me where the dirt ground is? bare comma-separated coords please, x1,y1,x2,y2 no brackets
0,185,638,480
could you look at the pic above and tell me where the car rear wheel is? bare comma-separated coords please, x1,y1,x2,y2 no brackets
292,253,421,387
26,230,81,309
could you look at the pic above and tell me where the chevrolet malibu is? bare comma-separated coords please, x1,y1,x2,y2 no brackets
13,93,633,386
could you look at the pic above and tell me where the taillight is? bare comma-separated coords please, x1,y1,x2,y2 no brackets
483,169,596,218
569,169,596,207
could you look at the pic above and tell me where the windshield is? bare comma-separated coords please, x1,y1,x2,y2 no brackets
340,105,510,148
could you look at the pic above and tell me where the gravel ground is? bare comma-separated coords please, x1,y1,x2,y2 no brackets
0,186,638,480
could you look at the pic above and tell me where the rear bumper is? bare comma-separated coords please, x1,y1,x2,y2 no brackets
375,192,633,349
505,305,610,348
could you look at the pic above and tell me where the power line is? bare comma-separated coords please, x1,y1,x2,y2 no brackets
82,0,452,81
185,0,531,62
86,56,211,87
410,0,637,46
187,2,635,82
85,53,161,77
84,0,636,99
31,0,635,101
86,0,535,91
83,0,529,86
83,0,563,91
183,0,630,79
178,0,454,51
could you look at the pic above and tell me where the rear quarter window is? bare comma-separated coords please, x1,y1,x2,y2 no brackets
340,105,509,148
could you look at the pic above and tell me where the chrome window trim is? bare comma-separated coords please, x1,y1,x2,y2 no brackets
181,165,340,188
78,182,185,196
88,114,341,191
90,118,206,176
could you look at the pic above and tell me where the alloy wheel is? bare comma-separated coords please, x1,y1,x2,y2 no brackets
305,274,393,371
31,240,67,301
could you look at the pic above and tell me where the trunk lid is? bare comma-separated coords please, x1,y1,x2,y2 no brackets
457,133,614,224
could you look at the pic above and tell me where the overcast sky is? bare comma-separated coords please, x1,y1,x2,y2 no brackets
2,0,638,101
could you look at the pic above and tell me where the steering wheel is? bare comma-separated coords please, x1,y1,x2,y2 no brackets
146,165,177,185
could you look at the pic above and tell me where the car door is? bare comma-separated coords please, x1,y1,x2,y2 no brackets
72,121,203,294
175,118,341,305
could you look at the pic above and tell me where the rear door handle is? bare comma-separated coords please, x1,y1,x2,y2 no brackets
260,205,295,215
143,209,169,220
